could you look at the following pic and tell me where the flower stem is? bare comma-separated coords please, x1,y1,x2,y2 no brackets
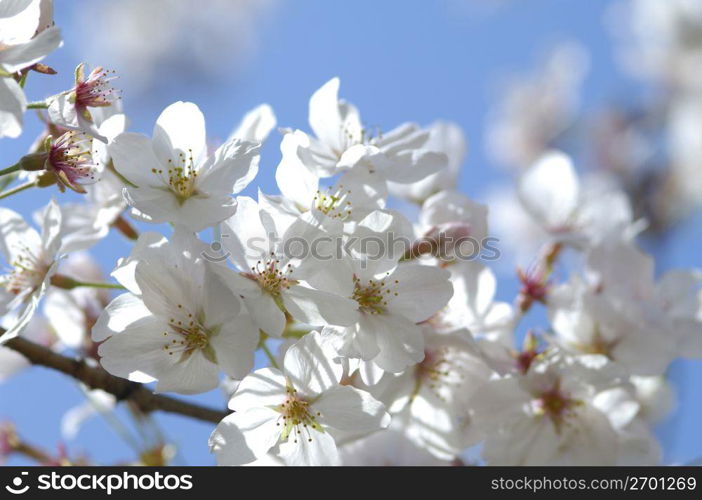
50,274,126,290
112,215,139,240
0,164,20,176
26,101,48,109
0,180,35,200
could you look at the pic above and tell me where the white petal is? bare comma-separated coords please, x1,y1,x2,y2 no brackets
0,76,25,138
229,367,287,410
0,207,41,262
154,351,220,394
243,292,286,338
0,26,61,73
92,293,151,342
209,313,258,381
365,314,425,373
308,77,350,151
283,331,342,396
387,264,453,323
210,408,281,465
383,150,447,184
275,131,319,208
277,427,340,466
198,139,260,195
109,133,163,187
282,285,359,327
96,314,167,383
315,385,390,433
152,101,206,167
517,150,580,230
229,104,276,144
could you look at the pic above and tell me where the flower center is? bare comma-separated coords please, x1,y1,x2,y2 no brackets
244,254,296,296
352,274,398,315
573,325,617,358
49,131,97,190
275,386,323,444
534,384,581,431
74,67,119,108
416,349,450,385
413,346,469,403
3,245,50,298
162,306,216,363
313,185,352,219
152,149,200,202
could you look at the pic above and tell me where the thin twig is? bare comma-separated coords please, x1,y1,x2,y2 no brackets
1,333,229,425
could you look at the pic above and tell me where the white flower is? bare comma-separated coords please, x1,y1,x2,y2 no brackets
0,200,62,343
278,78,447,192
471,351,638,465
0,0,61,138
216,196,360,338
48,63,120,142
517,150,638,248
388,121,467,204
93,230,259,394
367,327,492,459
591,242,702,358
108,101,261,232
550,240,702,373
549,275,676,376
274,139,387,223
209,331,390,466
328,260,453,373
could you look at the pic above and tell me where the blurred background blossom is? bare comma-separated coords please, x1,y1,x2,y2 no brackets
74,0,278,96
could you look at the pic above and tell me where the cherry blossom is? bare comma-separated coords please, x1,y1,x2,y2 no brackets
210,331,390,466
108,101,261,231
93,231,259,393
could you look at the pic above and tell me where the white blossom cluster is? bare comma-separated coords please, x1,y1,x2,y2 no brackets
1,0,702,466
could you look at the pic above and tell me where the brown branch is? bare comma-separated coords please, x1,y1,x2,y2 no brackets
2,334,229,424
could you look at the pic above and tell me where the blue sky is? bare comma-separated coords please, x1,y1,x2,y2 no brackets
1,0,701,465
